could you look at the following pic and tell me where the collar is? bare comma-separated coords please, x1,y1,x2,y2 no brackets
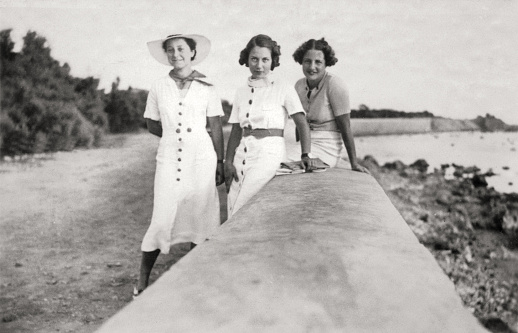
169,70,212,86
247,74,275,88
305,71,328,91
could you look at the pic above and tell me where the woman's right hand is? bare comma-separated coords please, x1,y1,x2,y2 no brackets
224,161,238,193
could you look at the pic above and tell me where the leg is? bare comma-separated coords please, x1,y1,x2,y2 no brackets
137,249,160,291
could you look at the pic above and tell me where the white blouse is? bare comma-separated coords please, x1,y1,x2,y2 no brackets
144,76,223,127
228,76,305,129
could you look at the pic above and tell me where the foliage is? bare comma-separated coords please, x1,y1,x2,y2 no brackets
103,77,147,133
351,104,435,118
1,29,106,156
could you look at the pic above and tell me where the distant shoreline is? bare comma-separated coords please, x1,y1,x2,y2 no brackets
351,117,518,137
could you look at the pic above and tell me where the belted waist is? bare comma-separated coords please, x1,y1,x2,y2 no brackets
308,119,338,131
243,127,284,138
295,119,338,142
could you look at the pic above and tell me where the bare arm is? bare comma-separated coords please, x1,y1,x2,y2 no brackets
146,119,162,137
208,116,225,186
291,112,311,155
291,112,316,170
335,114,370,174
224,124,243,192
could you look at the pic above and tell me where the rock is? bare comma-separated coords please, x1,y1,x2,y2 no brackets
471,174,488,187
479,317,514,333
464,246,473,263
2,313,17,323
107,262,122,268
362,155,379,167
502,203,518,238
501,246,518,260
410,159,429,173
464,166,481,174
435,190,452,206
502,166,510,170
14,262,23,267
383,160,406,172
361,155,380,173
450,205,474,231
443,166,455,180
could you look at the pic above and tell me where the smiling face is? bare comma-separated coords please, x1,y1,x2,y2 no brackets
302,49,327,86
165,38,195,69
248,46,272,79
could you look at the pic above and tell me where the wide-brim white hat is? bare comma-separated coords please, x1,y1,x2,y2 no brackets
147,34,211,67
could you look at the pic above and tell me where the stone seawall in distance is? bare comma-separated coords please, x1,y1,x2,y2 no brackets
351,118,432,136
349,117,481,137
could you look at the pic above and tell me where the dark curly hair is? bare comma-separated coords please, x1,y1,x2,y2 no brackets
238,34,281,70
292,38,338,67
162,35,197,61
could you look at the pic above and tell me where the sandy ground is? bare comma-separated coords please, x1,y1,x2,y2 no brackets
0,132,228,333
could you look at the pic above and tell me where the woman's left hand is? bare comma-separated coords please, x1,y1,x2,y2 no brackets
351,162,371,175
216,163,225,186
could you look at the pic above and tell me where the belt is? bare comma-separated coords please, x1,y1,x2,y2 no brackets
308,119,338,131
296,119,338,141
243,127,284,139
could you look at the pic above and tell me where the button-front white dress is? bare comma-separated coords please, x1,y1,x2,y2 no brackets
142,76,223,253
227,76,305,217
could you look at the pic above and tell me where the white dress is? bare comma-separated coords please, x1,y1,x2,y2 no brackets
142,76,223,254
227,76,305,217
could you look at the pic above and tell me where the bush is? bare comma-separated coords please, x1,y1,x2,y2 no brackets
104,78,147,133
1,29,105,157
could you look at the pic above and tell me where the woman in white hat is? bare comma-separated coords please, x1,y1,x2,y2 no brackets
224,34,315,217
135,34,224,296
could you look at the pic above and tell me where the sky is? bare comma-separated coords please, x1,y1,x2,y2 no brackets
1,0,517,124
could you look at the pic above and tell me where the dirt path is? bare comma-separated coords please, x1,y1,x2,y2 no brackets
0,132,227,333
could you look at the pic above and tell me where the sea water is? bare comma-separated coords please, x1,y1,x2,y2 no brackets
355,131,518,194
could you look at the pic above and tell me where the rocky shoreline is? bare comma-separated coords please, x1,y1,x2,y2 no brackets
361,156,518,333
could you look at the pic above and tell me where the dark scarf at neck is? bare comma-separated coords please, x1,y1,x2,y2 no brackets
169,70,212,89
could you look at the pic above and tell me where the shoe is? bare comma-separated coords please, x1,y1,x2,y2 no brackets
133,286,143,300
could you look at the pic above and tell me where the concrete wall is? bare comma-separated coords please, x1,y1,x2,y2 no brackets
97,169,487,333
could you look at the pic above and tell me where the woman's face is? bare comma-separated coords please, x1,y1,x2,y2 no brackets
302,49,326,83
248,46,272,79
165,38,195,69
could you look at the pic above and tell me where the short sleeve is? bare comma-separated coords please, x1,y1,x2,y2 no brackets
206,86,224,117
143,82,160,121
327,76,350,116
284,84,305,116
227,90,240,124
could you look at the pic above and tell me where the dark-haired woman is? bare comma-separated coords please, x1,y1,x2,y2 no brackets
292,38,369,173
134,34,225,296
224,34,315,217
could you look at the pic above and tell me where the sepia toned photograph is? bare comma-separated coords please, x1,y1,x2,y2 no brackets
1,1,517,332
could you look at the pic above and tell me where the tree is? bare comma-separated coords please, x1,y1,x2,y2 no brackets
1,30,105,156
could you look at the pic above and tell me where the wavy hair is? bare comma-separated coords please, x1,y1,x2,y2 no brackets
238,34,281,70
292,38,338,67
